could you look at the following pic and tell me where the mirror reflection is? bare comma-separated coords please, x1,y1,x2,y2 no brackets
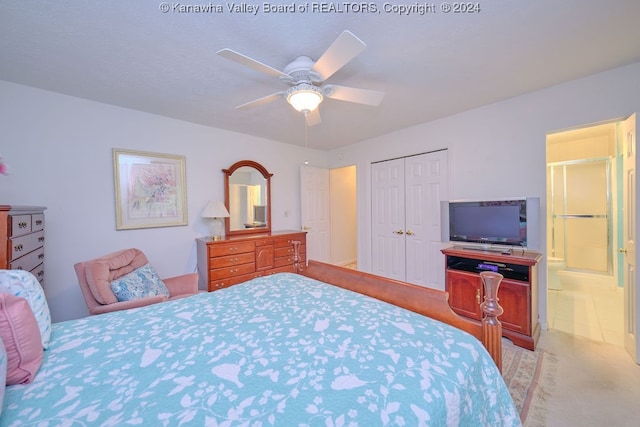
224,160,272,236
229,167,268,230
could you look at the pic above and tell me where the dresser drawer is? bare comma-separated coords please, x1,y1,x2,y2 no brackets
213,252,255,268
10,214,32,237
275,253,306,268
9,246,45,271
210,263,255,280
274,236,304,248
32,214,45,231
208,241,255,257
275,244,305,258
275,246,297,258
9,230,45,261
209,273,257,291
255,238,274,246
266,265,297,274
30,263,45,284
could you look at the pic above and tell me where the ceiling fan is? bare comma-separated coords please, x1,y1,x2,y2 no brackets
217,30,385,125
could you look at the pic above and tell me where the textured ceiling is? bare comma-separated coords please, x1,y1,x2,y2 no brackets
2,1,640,150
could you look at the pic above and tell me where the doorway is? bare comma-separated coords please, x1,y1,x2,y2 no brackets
546,121,623,345
300,164,357,267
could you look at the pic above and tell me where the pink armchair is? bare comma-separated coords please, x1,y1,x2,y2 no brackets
74,248,199,315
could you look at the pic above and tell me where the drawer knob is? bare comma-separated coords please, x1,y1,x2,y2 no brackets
14,244,23,252
35,220,43,226
38,236,45,242
18,222,27,228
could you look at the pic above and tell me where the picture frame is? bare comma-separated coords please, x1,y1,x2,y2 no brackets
113,149,188,230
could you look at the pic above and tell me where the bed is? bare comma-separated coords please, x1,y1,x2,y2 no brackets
1,261,519,426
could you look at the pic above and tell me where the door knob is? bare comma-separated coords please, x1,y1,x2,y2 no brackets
393,230,404,235
405,230,415,236
302,226,311,230
619,248,628,253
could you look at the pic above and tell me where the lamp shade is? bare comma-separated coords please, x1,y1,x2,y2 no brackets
202,200,230,218
287,84,323,112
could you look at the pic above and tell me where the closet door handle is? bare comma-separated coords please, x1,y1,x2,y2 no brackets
393,230,404,235
405,230,415,236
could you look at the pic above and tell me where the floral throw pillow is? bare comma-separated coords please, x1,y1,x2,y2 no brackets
110,263,170,302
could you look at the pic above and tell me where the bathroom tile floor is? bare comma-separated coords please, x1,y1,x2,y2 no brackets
547,278,624,346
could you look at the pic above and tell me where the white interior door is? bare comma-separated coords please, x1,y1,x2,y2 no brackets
622,113,638,363
371,158,405,280
404,152,449,288
371,150,448,287
300,165,330,262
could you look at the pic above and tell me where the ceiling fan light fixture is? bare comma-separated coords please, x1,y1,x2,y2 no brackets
286,84,323,113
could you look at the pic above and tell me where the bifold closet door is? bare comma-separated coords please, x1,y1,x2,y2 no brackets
371,150,448,289
371,158,406,281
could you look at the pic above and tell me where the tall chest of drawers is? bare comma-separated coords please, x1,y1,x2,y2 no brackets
196,231,306,291
0,205,47,285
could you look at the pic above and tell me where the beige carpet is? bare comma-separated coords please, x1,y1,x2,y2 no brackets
502,339,557,426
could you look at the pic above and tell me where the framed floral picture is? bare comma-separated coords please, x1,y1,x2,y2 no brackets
113,149,188,230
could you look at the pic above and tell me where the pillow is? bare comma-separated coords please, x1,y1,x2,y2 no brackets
110,263,170,302
0,293,43,385
0,337,6,415
0,269,52,349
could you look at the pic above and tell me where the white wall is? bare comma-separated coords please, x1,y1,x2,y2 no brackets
327,61,640,330
0,80,328,322
329,165,356,266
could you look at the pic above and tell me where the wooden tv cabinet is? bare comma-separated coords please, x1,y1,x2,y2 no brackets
441,246,542,350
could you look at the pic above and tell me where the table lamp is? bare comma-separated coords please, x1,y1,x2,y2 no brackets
202,200,230,240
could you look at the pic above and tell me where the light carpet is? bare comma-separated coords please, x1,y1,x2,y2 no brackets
502,339,557,426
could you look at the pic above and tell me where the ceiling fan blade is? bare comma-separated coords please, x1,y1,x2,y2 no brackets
235,92,284,110
312,30,366,81
306,108,322,126
217,48,288,78
324,85,385,106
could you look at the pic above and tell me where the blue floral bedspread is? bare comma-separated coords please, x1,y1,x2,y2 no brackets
2,273,520,426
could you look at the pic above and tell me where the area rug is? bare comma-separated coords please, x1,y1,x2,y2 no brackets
502,339,557,426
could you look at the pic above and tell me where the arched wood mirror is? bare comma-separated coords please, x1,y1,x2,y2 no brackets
223,160,272,237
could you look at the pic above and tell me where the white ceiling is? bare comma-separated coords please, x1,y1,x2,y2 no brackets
2,1,640,150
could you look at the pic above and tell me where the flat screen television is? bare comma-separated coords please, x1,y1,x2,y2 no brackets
441,198,540,250
253,205,266,224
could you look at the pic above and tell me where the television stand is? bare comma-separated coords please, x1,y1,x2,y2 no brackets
442,246,542,350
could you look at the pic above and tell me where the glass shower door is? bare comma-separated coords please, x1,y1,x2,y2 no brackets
550,158,612,274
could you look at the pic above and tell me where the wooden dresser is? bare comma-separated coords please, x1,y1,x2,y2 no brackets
196,231,306,291
0,205,47,285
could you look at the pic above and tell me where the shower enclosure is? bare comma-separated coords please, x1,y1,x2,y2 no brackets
548,157,613,275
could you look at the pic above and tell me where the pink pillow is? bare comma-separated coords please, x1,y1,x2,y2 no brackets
0,293,43,385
